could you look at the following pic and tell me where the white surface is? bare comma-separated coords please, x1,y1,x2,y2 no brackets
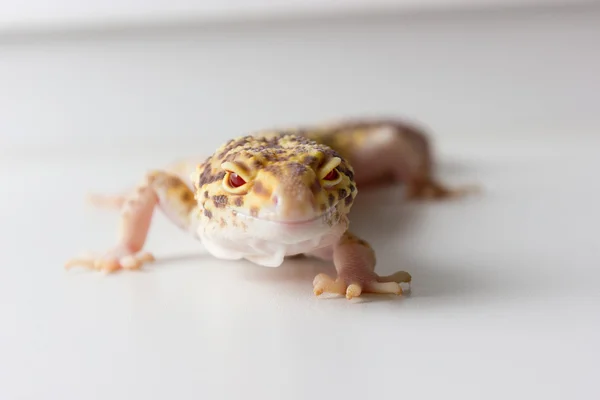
1,134,599,400
0,0,585,32
1,5,600,400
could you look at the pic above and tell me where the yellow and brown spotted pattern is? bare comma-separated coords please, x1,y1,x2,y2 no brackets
293,124,370,161
191,131,358,227
291,119,430,167
146,171,196,210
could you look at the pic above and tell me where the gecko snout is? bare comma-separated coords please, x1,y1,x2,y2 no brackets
270,184,318,223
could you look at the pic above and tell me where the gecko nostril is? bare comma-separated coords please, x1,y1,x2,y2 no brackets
272,196,279,205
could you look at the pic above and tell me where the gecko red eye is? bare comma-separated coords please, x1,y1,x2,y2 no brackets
323,169,339,180
228,172,246,188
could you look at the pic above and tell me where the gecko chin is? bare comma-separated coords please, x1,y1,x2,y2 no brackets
197,202,349,267
197,204,349,268
199,216,348,268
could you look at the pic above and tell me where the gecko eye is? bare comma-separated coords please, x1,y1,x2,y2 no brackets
221,162,251,194
228,172,246,188
321,167,342,187
323,169,339,181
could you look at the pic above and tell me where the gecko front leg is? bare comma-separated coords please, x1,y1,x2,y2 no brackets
312,231,411,299
65,171,197,272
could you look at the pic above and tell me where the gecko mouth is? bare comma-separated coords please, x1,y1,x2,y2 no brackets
232,204,339,226
276,215,323,226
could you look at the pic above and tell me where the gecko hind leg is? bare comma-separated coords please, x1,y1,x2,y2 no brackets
66,171,197,273
404,176,477,201
388,131,478,201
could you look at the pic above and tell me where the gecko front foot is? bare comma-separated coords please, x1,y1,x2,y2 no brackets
314,231,412,299
313,271,411,299
65,247,155,273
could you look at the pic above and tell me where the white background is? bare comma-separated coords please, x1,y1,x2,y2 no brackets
0,0,591,31
1,2,599,400
2,4,599,153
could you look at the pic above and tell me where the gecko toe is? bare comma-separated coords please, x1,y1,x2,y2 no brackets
65,250,155,273
345,283,362,299
312,274,346,297
313,272,410,299
365,281,403,295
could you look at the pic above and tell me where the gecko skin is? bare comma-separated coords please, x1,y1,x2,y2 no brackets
66,119,470,299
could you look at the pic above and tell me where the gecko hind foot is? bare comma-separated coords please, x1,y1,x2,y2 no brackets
86,193,127,210
406,179,478,201
313,271,411,299
65,248,155,273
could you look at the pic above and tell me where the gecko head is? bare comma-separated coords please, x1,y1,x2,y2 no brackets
193,131,357,234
